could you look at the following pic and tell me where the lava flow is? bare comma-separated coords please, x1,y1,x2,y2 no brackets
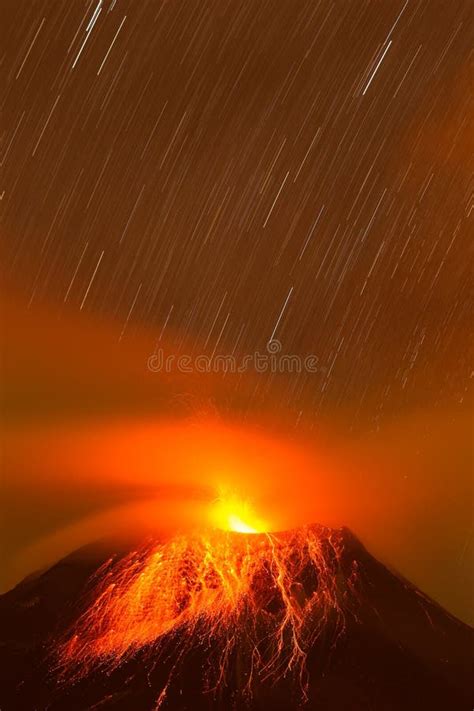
59,503,356,707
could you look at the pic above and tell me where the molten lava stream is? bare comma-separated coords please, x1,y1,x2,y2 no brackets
59,515,355,707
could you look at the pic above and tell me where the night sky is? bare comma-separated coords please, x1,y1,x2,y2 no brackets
2,1,473,621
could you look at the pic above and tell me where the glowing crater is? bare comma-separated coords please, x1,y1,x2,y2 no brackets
210,490,267,534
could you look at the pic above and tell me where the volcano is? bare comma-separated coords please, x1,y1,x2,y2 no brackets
0,525,472,711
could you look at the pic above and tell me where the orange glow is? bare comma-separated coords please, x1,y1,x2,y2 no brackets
4,416,353,592
59,524,354,706
210,490,267,533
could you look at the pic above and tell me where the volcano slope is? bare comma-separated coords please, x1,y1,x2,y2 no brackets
0,525,472,711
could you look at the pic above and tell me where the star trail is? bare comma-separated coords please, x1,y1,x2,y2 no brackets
2,0,472,424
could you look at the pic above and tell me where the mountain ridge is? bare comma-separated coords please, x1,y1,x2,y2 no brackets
0,525,472,710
